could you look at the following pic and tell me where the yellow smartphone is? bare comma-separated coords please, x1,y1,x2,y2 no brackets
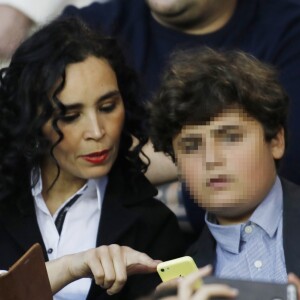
157,256,201,288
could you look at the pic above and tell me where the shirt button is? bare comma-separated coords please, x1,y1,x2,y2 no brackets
245,225,253,234
254,260,262,269
47,248,53,254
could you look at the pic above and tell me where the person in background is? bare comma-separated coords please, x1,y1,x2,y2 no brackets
149,47,300,297
63,0,300,233
0,16,185,300
0,0,110,59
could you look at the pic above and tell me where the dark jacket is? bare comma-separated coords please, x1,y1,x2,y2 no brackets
0,160,186,300
186,178,300,278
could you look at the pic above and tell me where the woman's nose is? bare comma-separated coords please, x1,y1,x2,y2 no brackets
83,116,105,140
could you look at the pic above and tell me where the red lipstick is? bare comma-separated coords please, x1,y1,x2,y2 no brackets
81,150,110,164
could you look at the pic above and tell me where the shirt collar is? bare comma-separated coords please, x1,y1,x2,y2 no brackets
31,168,42,197
249,176,282,238
89,177,108,209
205,176,283,254
31,168,108,211
206,214,242,254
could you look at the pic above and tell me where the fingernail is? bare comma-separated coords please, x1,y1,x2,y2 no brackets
230,288,239,295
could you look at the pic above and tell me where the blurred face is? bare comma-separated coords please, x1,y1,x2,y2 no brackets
173,108,285,224
146,0,197,15
146,0,236,33
42,56,125,183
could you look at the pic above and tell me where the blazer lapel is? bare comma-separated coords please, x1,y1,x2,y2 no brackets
95,160,156,246
282,178,300,277
87,192,140,299
0,193,48,260
87,163,155,300
96,186,140,246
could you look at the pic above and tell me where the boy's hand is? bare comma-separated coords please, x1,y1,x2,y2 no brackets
288,273,300,299
155,265,238,300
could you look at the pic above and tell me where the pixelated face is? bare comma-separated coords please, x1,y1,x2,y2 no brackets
145,0,221,25
146,0,194,14
42,56,125,183
173,108,285,224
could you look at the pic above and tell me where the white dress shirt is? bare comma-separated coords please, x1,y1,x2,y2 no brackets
32,174,107,300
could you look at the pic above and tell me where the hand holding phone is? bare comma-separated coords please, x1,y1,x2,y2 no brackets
157,256,298,300
157,256,201,288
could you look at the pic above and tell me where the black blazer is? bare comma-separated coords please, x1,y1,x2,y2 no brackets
186,178,300,278
0,161,186,300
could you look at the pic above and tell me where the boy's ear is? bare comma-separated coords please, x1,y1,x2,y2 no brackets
271,127,285,159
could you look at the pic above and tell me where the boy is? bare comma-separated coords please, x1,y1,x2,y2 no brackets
149,47,300,286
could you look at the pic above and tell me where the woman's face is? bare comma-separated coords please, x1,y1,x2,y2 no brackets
42,56,125,182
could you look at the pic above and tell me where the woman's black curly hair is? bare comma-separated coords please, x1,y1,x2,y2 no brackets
0,17,148,207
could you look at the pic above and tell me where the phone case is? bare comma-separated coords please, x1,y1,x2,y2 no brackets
0,243,52,300
157,256,201,288
203,276,298,300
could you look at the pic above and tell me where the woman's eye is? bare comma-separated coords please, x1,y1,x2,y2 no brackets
99,102,116,113
60,114,79,123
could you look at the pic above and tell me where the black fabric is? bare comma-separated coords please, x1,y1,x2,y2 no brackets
0,159,186,300
55,193,81,235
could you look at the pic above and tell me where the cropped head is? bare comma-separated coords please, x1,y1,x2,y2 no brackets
146,0,237,34
0,17,147,202
150,48,288,223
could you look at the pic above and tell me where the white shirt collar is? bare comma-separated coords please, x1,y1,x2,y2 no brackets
31,168,108,212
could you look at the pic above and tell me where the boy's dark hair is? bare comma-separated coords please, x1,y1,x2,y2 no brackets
149,47,289,161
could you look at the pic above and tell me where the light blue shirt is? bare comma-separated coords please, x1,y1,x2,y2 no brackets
206,176,287,283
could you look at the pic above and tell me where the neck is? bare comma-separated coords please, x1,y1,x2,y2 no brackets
40,159,86,214
152,0,237,35
216,212,252,226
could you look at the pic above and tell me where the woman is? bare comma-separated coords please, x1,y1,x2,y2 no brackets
0,17,185,300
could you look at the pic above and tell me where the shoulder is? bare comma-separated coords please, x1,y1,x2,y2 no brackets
255,0,300,34
281,177,300,201
186,226,216,267
281,177,300,222
236,0,300,66
234,0,300,39
118,168,177,221
62,0,149,34
108,161,185,245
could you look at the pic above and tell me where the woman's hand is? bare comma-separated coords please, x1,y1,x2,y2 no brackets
46,244,160,295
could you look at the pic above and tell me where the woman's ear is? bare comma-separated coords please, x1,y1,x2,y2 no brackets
271,127,285,160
